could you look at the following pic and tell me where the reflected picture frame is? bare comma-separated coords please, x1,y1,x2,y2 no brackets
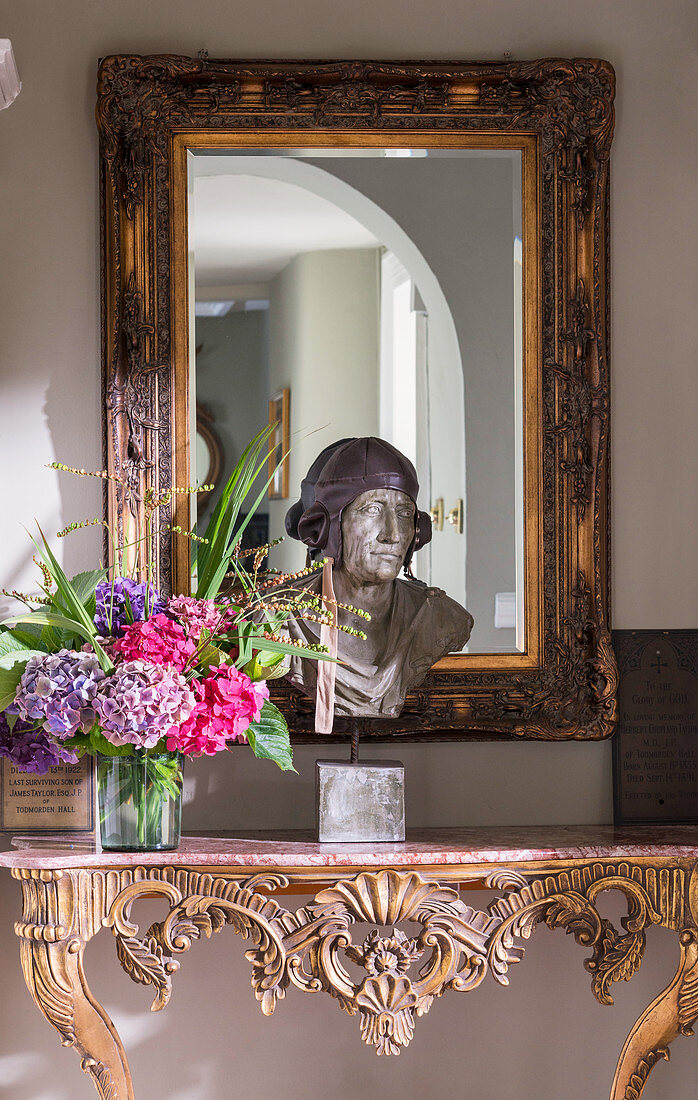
268,387,290,500
96,56,616,743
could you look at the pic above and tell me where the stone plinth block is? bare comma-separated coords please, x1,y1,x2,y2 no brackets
316,760,405,843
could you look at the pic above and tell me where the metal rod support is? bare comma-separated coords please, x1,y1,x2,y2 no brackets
350,726,360,764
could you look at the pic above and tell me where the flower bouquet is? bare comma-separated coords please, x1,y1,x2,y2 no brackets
0,427,359,850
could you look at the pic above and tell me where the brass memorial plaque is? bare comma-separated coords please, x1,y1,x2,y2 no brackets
0,756,94,833
613,630,698,824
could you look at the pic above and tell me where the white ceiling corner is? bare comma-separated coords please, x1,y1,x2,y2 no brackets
193,173,380,285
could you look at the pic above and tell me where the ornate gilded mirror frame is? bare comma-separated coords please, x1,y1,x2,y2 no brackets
97,56,615,742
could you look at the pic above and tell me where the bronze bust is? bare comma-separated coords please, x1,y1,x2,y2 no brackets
284,438,473,726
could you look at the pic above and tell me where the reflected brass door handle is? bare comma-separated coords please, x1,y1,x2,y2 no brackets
447,499,463,534
430,498,444,531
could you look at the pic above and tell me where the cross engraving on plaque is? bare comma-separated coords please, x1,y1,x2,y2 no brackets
652,651,668,675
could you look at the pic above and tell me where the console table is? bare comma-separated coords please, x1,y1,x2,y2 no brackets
2,826,698,1099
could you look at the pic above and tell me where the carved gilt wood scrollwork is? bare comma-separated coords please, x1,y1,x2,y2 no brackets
97,56,615,741
102,864,664,1060
11,854,698,1099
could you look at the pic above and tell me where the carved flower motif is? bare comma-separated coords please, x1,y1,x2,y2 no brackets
362,928,421,976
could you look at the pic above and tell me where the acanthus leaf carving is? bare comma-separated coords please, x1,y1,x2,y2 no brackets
490,870,661,1008
623,1049,670,1100
98,54,210,218
546,277,607,524
80,1058,119,1100
104,878,183,1011
102,864,660,1057
479,58,614,226
113,930,178,1011
20,939,76,1046
471,569,617,739
590,920,647,1006
263,63,449,123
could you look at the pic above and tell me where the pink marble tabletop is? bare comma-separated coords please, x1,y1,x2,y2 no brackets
2,826,698,869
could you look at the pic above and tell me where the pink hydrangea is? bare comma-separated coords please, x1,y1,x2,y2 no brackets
167,595,228,641
111,613,197,672
167,662,269,757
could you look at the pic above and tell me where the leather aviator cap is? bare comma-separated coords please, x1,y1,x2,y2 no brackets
291,437,432,569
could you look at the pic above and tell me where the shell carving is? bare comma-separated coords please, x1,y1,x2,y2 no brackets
104,865,661,1058
312,870,461,925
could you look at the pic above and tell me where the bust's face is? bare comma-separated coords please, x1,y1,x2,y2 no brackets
339,488,416,585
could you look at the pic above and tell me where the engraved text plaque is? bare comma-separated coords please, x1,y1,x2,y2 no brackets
613,630,698,823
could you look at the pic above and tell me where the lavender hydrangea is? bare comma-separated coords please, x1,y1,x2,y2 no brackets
0,712,79,775
93,660,197,750
94,578,165,637
14,649,106,740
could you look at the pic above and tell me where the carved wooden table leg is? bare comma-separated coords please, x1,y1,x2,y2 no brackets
13,868,133,1100
611,928,698,1100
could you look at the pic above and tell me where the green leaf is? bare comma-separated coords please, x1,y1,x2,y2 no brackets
245,701,295,772
0,623,44,648
198,426,273,566
29,528,112,669
147,757,182,800
8,610,92,643
68,569,106,619
195,643,228,673
60,733,92,756
88,728,134,758
252,650,286,668
41,622,72,652
6,612,113,673
243,651,288,682
0,663,26,710
4,606,65,651
0,629,42,661
236,620,256,668
0,648,45,671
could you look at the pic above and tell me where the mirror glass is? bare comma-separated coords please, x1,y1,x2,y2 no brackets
189,146,524,655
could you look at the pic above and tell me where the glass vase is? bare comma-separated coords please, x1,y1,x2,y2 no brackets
97,750,183,852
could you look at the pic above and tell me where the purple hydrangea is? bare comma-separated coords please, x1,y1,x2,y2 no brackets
14,649,106,740
93,660,197,750
94,578,165,637
0,712,79,775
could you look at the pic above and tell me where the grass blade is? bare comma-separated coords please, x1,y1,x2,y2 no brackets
199,444,289,601
32,526,97,640
196,425,277,599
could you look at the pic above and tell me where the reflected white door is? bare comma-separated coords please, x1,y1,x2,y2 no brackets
380,251,466,604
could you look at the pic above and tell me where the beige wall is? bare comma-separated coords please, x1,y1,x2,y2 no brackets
267,248,380,574
195,308,270,529
0,1,696,1097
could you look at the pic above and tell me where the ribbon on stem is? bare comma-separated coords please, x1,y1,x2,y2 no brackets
315,557,337,734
